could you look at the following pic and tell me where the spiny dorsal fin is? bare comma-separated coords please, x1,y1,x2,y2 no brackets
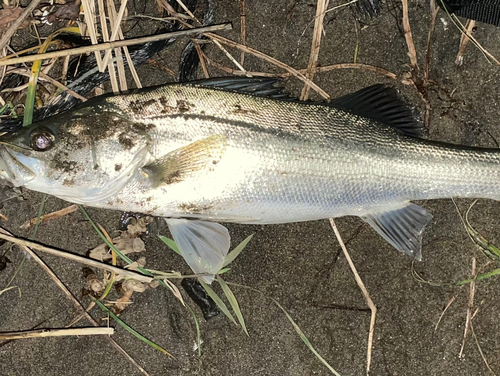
189,77,291,99
362,203,433,261
142,135,227,186
331,85,424,138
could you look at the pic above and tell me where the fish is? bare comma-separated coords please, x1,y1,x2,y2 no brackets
0,77,499,282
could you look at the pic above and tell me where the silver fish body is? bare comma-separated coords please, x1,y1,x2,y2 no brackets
1,79,499,279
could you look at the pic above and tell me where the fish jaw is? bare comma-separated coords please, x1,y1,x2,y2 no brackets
0,147,38,187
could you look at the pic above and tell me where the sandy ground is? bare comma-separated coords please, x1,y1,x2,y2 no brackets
1,0,500,375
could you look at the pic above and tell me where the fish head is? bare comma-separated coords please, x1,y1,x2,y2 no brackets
0,108,149,203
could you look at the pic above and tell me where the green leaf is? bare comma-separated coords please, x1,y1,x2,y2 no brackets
186,304,202,356
159,235,181,255
223,234,254,267
92,297,174,358
217,268,231,275
217,276,248,336
198,279,237,325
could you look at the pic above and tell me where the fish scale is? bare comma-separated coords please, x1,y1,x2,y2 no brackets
1,78,500,280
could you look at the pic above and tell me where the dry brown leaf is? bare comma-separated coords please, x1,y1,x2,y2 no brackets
0,6,31,30
89,237,145,261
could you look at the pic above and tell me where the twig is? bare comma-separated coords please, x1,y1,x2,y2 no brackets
239,0,246,65
207,33,330,100
20,204,78,229
193,40,209,78
401,0,418,70
435,295,456,331
300,0,329,101
98,0,119,93
0,24,232,67
471,322,497,375
101,0,129,71
0,227,151,376
0,0,42,51
329,219,376,375
455,20,475,66
425,6,440,81
202,51,397,80
459,257,476,358
0,230,153,283
0,327,114,340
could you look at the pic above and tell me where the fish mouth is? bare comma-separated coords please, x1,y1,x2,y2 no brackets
0,146,37,187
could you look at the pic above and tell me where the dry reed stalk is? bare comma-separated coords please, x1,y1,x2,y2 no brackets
455,20,475,66
0,231,153,283
0,24,232,67
300,0,329,101
0,327,114,340
401,0,418,70
20,204,79,229
329,219,377,375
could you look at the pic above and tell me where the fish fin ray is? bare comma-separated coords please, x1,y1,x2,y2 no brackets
331,85,424,137
142,135,227,186
190,77,291,99
362,203,432,260
165,219,230,283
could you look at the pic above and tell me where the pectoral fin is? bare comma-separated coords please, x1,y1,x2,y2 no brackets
165,218,230,283
362,203,432,261
142,135,227,186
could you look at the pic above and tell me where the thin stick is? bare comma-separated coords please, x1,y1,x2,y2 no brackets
239,0,246,65
0,227,151,376
202,51,397,80
101,0,129,71
193,41,209,78
300,0,329,101
425,6,440,81
459,257,476,358
0,231,152,283
82,0,105,71
329,218,376,375
0,24,232,67
207,33,330,100
0,0,43,51
20,204,78,229
470,322,497,375
0,327,114,340
455,20,475,66
435,295,456,331
401,0,418,70
98,0,119,93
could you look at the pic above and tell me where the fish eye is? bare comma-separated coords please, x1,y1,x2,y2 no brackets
30,128,55,152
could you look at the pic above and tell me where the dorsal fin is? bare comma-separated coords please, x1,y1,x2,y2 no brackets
189,77,291,99
330,85,424,138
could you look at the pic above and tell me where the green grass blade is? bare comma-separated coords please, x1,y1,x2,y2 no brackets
217,268,231,275
159,235,181,255
223,234,254,267
92,297,174,358
31,193,47,240
186,304,202,356
199,279,237,325
226,282,341,376
217,276,248,336
281,308,341,376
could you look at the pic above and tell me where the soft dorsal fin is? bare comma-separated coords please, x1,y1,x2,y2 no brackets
142,135,227,186
190,77,291,99
362,203,433,261
331,85,424,138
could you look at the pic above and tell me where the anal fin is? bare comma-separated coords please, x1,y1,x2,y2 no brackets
361,203,432,261
165,219,231,283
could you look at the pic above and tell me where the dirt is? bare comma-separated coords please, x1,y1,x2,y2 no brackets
2,0,500,375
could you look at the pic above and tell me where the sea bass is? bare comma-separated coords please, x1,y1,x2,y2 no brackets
0,78,499,281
